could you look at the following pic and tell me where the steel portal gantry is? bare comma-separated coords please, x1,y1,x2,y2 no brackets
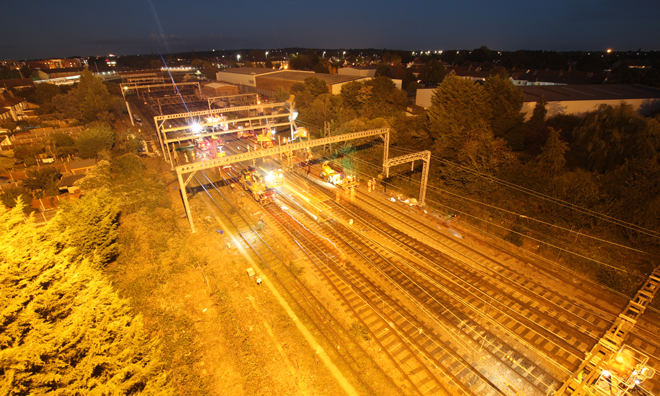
383,151,431,206
154,101,296,168
176,128,390,233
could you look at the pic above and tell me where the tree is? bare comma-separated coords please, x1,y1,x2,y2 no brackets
250,49,266,60
537,127,569,175
23,167,61,198
76,123,115,159
419,60,446,85
303,77,329,97
273,87,290,102
0,186,34,213
427,75,508,172
265,59,273,69
312,62,330,73
482,74,525,148
391,53,402,66
529,95,547,125
49,191,120,269
191,59,217,79
52,89,82,120
362,77,408,118
375,63,391,78
572,103,660,173
34,83,61,104
340,81,363,112
382,52,392,64
0,203,174,395
76,70,116,123
52,71,117,124
427,74,489,143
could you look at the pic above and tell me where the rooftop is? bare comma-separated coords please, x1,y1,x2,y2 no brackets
518,84,660,102
257,71,368,85
217,67,281,76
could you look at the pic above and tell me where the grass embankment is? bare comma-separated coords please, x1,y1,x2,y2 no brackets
106,158,346,396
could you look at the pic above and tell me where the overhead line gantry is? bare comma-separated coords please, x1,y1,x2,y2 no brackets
176,128,392,233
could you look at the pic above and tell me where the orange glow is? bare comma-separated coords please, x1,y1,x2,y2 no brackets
607,49,612,53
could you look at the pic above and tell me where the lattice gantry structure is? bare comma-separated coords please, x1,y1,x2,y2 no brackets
154,100,298,168
383,150,431,207
175,128,392,233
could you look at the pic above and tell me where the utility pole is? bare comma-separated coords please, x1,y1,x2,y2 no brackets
323,121,331,154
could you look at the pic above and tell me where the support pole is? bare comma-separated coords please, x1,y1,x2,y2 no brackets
178,171,196,233
155,118,167,163
419,153,430,207
125,101,134,126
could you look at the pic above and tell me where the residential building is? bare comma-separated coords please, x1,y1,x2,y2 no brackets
0,91,29,122
27,58,82,70
1,78,35,91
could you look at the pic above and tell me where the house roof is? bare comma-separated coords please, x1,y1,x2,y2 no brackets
1,78,35,89
0,95,27,108
68,159,96,170
257,71,367,85
59,173,86,188
518,84,660,102
43,67,85,75
217,67,281,76
204,82,234,89
512,70,608,85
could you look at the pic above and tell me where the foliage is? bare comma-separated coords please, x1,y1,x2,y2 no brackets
375,63,391,78
572,103,660,173
0,203,173,395
191,59,217,80
419,60,446,85
52,70,119,124
609,67,660,88
537,128,569,176
76,123,115,159
601,158,660,244
312,62,330,73
482,74,525,146
272,87,290,102
0,187,34,213
23,167,61,198
50,132,75,147
338,77,406,119
428,74,512,179
49,191,121,269
13,145,42,163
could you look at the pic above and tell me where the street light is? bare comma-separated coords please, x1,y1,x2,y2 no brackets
343,51,346,58
265,51,269,58
237,54,241,62
322,51,326,58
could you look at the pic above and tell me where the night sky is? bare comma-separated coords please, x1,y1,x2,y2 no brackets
2,0,659,60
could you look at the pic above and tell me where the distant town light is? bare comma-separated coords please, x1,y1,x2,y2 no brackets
607,49,612,53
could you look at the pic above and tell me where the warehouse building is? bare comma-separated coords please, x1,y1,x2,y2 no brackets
216,67,371,95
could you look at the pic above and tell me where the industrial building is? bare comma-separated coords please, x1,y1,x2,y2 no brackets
216,67,371,95
415,84,660,120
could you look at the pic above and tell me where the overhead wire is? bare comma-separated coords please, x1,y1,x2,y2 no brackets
384,145,660,239
343,154,645,279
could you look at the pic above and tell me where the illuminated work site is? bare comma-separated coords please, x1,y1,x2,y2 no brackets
119,75,660,396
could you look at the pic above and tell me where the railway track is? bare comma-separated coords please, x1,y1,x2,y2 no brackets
181,144,660,396
191,171,407,395
284,168,660,395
